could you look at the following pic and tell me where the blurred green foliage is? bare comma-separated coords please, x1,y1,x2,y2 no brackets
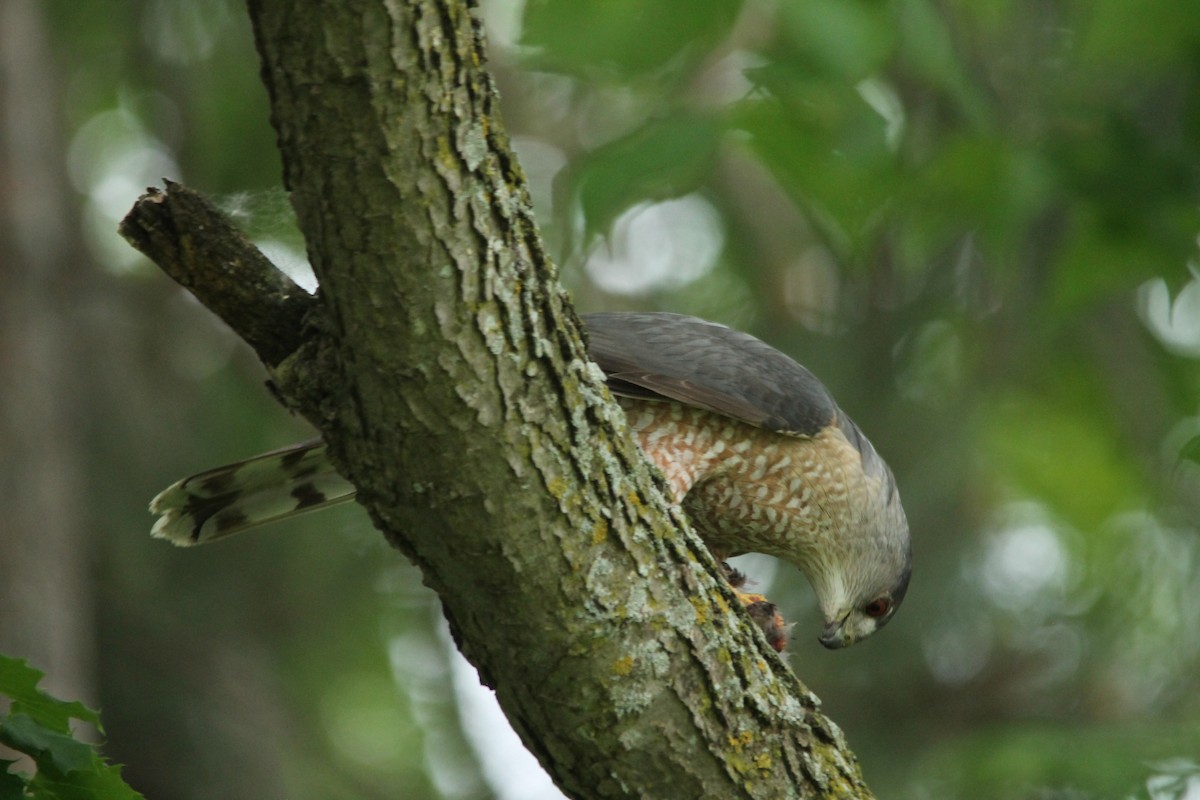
522,0,743,79
14,0,1200,798
569,112,724,240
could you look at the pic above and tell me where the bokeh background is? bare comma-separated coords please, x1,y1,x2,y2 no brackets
3,1,1200,798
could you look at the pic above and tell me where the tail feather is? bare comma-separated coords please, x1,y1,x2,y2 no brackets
149,439,357,546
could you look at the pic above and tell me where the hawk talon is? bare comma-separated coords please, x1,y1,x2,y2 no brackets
720,561,747,590
718,560,788,650
741,594,790,652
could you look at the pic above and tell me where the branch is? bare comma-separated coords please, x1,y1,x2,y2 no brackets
117,181,314,366
122,2,878,798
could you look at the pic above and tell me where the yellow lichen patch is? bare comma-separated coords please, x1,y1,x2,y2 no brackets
591,519,608,545
727,731,754,750
688,595,710,624
436,134,458,172
612,655,634,676
727,755,753,775
711,592,732,616
545,476,568,500
725,731,774,780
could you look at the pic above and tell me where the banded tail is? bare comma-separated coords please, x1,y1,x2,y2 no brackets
149,439,356,546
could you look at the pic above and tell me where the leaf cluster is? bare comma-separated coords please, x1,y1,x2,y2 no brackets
0,656,142,800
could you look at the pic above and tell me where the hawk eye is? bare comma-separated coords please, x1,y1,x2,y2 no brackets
863,597,891,619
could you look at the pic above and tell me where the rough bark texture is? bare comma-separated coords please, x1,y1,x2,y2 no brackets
122,2,877,798
117,182,312,366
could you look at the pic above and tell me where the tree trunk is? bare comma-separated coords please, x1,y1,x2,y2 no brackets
121,2,877,798
0,0,94,706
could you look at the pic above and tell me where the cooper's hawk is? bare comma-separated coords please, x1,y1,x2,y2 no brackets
151,312,911,649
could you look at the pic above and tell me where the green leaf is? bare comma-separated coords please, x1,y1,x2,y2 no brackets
0,762,28,800
736,95,896,255
0,657,144,799
0,715,93,776
777,0,894,81
30,761,146,800
893,0,991,127
522,0,742,79
569,113,722,240
982,387,1144,532
1180,433,1200,466
0,657,99,736
0,716,146,800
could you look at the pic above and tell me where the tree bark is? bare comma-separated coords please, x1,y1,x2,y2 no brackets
122,2,877,798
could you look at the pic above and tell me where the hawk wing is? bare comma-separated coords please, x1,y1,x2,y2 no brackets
581,312,838,437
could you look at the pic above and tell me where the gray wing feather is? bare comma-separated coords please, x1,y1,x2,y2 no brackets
581,312,838,437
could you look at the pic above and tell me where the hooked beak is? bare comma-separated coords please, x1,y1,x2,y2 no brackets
819,617,850,650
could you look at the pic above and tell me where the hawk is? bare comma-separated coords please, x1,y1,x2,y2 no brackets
151,312,911,649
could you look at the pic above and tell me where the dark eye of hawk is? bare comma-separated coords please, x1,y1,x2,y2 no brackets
864,597,892,619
